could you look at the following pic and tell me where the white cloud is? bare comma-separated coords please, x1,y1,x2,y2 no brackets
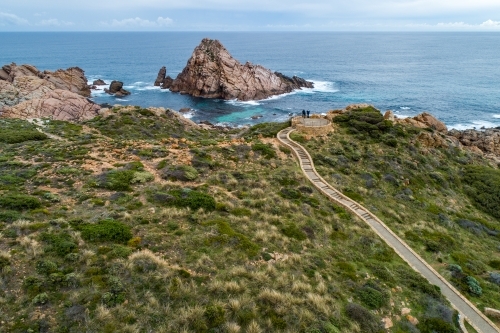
480,19,500,27
39,19,74,26
101,16,173,28
0,12,29,26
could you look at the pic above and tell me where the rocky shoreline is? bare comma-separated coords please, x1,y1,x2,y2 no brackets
1,60,500,161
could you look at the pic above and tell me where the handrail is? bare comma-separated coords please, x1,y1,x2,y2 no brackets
277,127,499,333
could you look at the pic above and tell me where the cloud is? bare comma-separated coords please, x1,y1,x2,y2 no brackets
436,19,500,29
0,12,29,26
480,19,500,27
101,16,173,28
39,19,74,26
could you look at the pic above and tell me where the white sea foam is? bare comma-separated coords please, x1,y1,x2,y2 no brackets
226,99,261,106
400,106,411,110
182,111,195,119
309,80,339,93
493,114,500,119
449,120,499,130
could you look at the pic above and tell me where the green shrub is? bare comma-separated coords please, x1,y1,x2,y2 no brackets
281,223,307,241
463,165,500,218
245,121,290,138
78,219,132,243
0,193,42,210
131,171,154,184
161,165,199,181
465,276,482,296
39,232,77,256
36,260,58,276
251,142,277,159
204,304,226,328
417,317,457,333
0,130,48,144
151,189,216,211
231,207,252,217
32,292,49,305
205,219,259,257
96,169,136,191
356,284,389,309
0,210,21,222
489,260,500,269
345,303,384,333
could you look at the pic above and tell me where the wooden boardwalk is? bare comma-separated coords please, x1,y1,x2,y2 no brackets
277,127,499,333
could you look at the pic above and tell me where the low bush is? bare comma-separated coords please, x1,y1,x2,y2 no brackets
345,303,384,333
96,169,136,191
281,223,307,241
78,219,132,243
251,142,277,159
161,165,199,181
356,282,389,309
417,317,457,333
151,188,216,211
0,130,48,144
463,165,500,219
39,232,77,257
0,193,42,210
205,219,259,257
245,121,290,138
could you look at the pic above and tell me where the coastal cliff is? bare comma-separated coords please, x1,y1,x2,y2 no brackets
0,63,99,121
164,38,313,101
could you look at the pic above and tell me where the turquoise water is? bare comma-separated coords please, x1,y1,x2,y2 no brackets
1,32,499,129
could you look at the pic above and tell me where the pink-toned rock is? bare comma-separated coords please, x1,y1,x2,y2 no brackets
0,77,55,109
168,38,313,101
407,315,419,325
401,308,411,316
384,110,395,121
413,112,447,132
2,89,100,121
382,317,393,329
1,63,90,97
416,131,449,148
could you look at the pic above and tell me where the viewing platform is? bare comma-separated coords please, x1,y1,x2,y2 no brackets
291,115,333,136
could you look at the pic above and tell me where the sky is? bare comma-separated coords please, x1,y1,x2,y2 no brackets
1,0,500,31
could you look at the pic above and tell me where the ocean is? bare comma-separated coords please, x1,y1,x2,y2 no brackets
1,32,499,129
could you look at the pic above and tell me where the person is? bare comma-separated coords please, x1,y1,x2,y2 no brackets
306,110,310,118
302,109,306,118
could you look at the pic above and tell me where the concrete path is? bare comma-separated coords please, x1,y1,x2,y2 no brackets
277,127,499,333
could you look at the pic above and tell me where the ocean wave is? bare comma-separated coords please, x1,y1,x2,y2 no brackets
400,106,411,110
226,99,261,106
182,111,195,119
493,114,500,119
449,120,499,130
308,80,339,93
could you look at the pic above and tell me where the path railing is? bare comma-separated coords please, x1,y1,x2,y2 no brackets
277,127,499,333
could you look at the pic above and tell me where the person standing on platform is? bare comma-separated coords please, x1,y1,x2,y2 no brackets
302,110,306,118
306,110,310,118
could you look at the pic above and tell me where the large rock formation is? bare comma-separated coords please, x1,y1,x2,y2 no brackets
448,128,500,155
396,112,447,133
165,38,313,101
0,63,99,121
1,89,100,121
1,63,90,97
154,66,174,89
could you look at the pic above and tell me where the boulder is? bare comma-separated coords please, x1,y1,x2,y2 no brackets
0,76,56,109
384,110,395,121
448,128,500,155
416,131,449,148
106,81,130,96
93,79,106,85
168,38,313,101
413,112,447,132
1,89,100,121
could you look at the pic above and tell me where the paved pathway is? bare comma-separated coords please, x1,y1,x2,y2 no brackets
277,127,499,333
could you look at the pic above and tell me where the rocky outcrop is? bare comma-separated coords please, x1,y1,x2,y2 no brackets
154,66,174,89
167,38,313,101
104,81,130,97
397,112,447,133
1,63,90,97
448,128,500,155
1,89,100,121
93,79,106,86
0,63,99,121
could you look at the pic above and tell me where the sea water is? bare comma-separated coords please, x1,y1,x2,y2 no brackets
1,32,499,129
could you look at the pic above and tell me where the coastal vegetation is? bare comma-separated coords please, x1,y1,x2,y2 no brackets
0,105,498,332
